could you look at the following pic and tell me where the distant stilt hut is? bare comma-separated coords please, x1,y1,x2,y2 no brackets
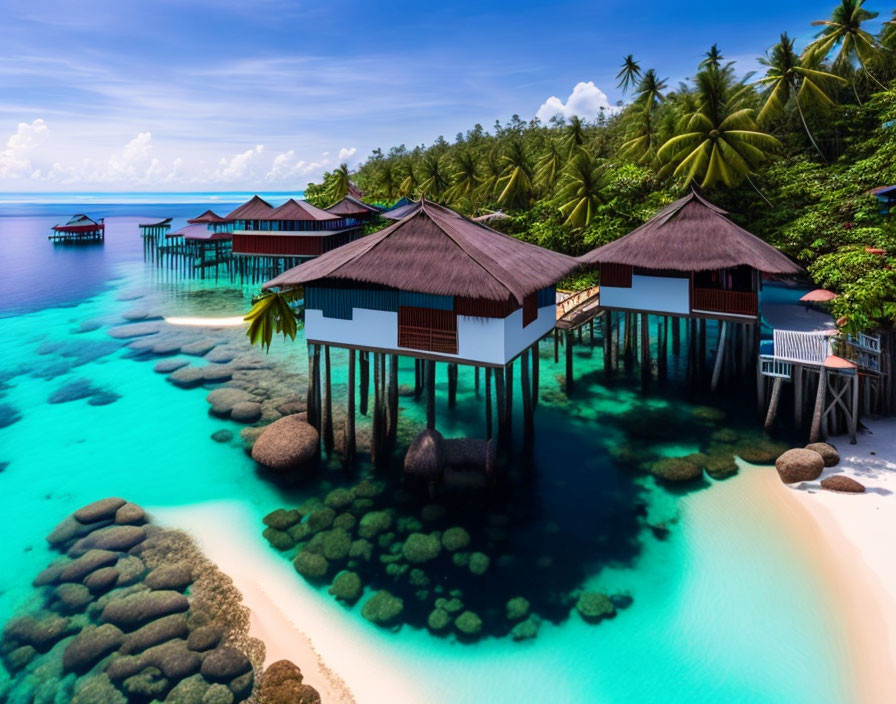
49,214,104,243
325,195,381,223
264,199,579,461
227,196,365,281
578,190,803,392
170,211,234,275
138,218,171,239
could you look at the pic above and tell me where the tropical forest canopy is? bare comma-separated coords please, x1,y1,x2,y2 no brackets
306,2,896,333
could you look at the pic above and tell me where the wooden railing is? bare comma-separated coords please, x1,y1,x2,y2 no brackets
692,288,758,316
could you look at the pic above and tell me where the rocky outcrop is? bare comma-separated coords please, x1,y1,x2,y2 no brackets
100,590,189,628
775,448,824,484
251,415,319,471
260,660,321,704
820,475,865,493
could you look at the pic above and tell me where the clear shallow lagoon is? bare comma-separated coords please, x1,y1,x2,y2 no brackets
0,203,853,703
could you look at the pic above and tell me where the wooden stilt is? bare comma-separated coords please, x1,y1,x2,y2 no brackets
521,348,534,445
793,365,803,428
388,354,399,446
425,360,436,430
448,363,458,409
532,343,539,408
360,351,369,415
475,366,480,397
312,345,322,436
554,330,559,363
345,349,356,465
711,321,728,392
414,359,422,398
505,361,514,439
306,344,317,431
495,364,506,447
565,331,574,394
698,318,706,378
485,367,493,440
322,346,334,453
764,377,783,431
809,369,827,442
640,313,650,390
603,314,612,380
849,372,859,444
371,353,382,464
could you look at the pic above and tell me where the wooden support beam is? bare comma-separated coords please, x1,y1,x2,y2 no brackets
495,364,506,447
322,346,334,453
360,351,369,415
521,348,534,445
505,361,514,439
306,344,316,431
448,363,458,409
640,313,650,390
475,366,480,397
532,343,540,408
554,330,559,363
565,331,574,394
809,369,827,443
485,367,493,440
764,376,783,431
388,354,399,446
711,321,728,392
345,348,356,465
372,353,382,464
849,373,859,444
793,365,803,428
425,359,436,430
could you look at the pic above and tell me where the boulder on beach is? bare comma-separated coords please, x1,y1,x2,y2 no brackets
251,415,319,471
820,475,865,493
260,660,321,704
775,448,824,484
805,442,840,467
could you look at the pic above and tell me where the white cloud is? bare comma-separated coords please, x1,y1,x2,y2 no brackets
211,144,264,182
265,149,307,182
0,118,48,178
536,81,615,122
337,146,357,163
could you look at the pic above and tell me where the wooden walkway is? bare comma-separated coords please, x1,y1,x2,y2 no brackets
555,286,602,331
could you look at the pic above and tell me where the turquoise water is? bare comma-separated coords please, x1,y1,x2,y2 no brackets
0,208,853,702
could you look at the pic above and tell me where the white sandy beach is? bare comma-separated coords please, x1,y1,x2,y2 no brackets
152,502,428,704
751,418,896,704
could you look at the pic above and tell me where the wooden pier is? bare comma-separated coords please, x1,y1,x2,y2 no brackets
49,214,104,243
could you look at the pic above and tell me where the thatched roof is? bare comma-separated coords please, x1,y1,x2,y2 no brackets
265,199,579,303
263,198,338,222
382,199,418,220
578,190,802,274
188,210,228,224
326,195,380,217
224,195,274,220
172,223,231,241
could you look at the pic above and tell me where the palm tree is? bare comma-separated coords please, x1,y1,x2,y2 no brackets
398,160,418,197
446,150,479,203
616,55,642,95
882,11,896,50
657,65,781,189
245,289,301,350
560,115,587,155
497,140,534,209
557,151,608,228
478,147,503,201
535,139,564,191
700,44,724,70
634,69,668,111
377,161,399,201
807,0,883,95
621,105,660,163
757,33,846,160
326,163,350,202
418,154,450,200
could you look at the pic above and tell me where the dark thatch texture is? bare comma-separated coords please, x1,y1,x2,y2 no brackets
381,200,419,220
224,195,274,220
265,200,579,303
187,210,229,224
264,198,339,222
578,191,802,274
326,196,380,217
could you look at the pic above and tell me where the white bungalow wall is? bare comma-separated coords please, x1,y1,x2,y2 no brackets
305,304,555,366
599,274,690,315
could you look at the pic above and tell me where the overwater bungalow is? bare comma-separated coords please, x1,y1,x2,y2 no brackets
138,217,172,239
264,199,579,459
227,195,364,280
49,214,104,243
188,209,233,233
325,195,381,222
580,190,801,322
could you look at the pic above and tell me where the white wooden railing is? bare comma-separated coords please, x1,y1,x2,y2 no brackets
772,330,831,365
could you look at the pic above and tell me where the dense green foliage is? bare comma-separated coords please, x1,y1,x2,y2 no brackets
307,2,896,332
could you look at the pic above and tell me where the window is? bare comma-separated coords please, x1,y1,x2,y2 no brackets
398,306,458,354
522,292,538,327
601,263,632,288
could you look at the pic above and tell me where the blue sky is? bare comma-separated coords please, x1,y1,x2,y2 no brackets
0,0,887,191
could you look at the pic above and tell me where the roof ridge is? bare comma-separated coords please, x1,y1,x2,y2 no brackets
423,202,527,303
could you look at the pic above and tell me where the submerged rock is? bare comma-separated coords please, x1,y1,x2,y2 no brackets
100,590,189,628
63,623,125,673
293,552,329,579
251,415,319,471
70,524,146,555
154,358,190,374
511,615,540,641
168,367,206,388
506,597,530,621
120,613,189,654
401,533,441,563
454,610,482,637
441,526,470,552
200,646,252,682
649,457,703,482
575,592,616,624
361,590,404,626
775,448,824,484
328,571,362,603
